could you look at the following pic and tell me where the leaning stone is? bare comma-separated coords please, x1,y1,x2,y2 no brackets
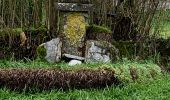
68,60,82,66
37,38,62,63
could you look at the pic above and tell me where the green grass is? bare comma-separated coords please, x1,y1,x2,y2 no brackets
152,9,170,38
0,59,168,100
0,59,162,82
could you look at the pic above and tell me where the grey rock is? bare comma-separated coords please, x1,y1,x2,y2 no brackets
89,42,102,53
38,38,62,63
92,53,103,61
85,40,118,63
103,54,111,62
68,60,82,66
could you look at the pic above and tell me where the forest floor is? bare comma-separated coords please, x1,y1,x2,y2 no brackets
0,60,170,100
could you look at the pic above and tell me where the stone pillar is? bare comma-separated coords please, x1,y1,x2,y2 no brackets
55,2,93,57
60,12,87,57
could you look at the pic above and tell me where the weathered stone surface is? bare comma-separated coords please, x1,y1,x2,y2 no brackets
59,12,88,57
68,60,82,66
37,38,62,63
55,3,93,12
63,54,85,61
85,40,119,63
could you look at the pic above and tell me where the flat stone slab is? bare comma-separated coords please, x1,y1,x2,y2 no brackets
55,3,93,12
63,54,85,61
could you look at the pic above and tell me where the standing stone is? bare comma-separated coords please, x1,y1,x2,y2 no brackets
56,2,93,57
45,38,62,63
37,38,62,63
59,12,87,57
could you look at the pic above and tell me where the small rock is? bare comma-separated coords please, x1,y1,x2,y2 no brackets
68,60,82,66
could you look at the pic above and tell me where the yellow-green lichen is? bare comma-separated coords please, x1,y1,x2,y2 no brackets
63,13,86,45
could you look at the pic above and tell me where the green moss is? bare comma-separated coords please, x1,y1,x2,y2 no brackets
24,25,48,34
23,25,49,44
0,28,22,37
36,45,46,60
112,41,137,58
86,24,112,34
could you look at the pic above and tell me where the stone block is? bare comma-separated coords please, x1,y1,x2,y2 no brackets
85,40,119,63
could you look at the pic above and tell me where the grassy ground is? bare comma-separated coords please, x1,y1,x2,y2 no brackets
0,73,169,100
152,9,170,38
158,20,170,38
0,60,169,100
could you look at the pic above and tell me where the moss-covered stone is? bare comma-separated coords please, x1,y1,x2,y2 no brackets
63,13,86,45
86,24,112,34
59,12,88,57
86,24,112,42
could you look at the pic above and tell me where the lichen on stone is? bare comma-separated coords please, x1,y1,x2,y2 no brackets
63,13,86,45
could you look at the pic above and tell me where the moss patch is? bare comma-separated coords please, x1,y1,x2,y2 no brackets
36,45,46,60
0,26,49,60
86,24,112,34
